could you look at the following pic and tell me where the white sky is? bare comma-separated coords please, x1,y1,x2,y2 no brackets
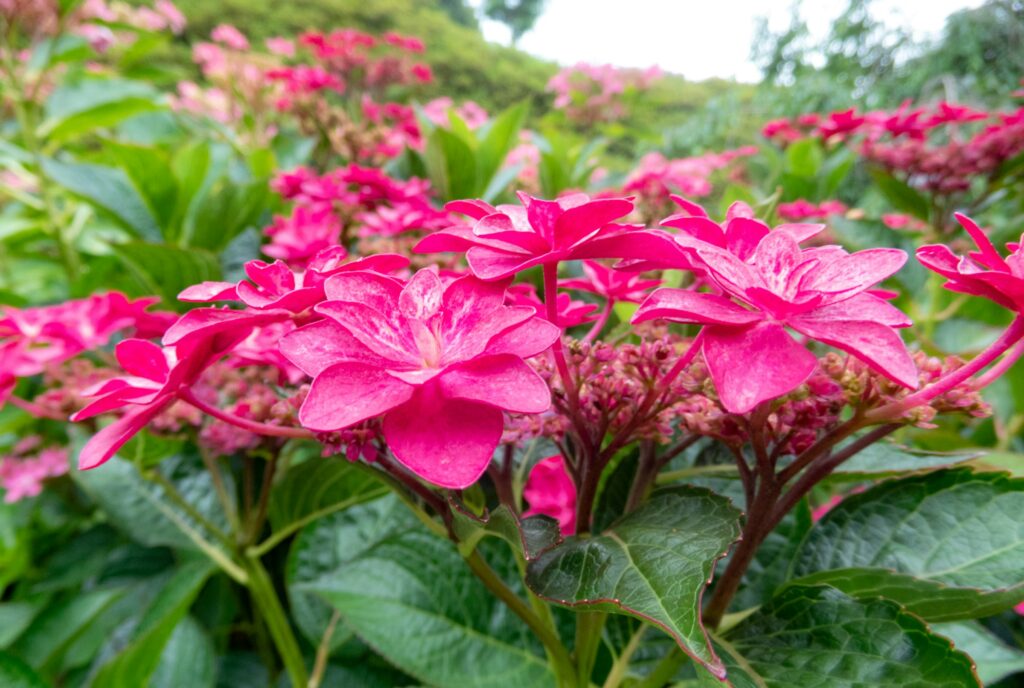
473,0,985,82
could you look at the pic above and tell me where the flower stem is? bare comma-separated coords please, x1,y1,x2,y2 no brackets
242,555,309,688
573,611,606,688
583,299,614,343
865,316,1024,423
976,337,1024,389
179,388,314,439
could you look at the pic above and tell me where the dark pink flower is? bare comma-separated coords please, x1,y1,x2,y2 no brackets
415,193,672,280
917,213,1024,312
559,260,660,303
635,232,917,413
506,283,598,329
264,205,342,266
281,268,560,488
523,455,576,535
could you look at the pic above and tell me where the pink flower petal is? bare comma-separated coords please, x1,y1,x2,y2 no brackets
279,319,386,376
445,199,498,220
322,271,404,315
554,198,633,249
178,281,238,302
789,317,918,388
115,339,169,381
399,269,443,320
315,302,417,366
300,362,414,431
800,248,907,298
414,226,478,254
438,354,551,413
703,322,818,414
78,398,173,470
483,318,561,358
383,391,503,488
633,288,764,326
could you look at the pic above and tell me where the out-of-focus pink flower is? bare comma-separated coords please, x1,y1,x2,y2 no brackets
154,0,185,33
210,23,249,50
416,193,672,281
917,213,1024,312
265,36,295,57
560,260,661,304
506,283,598,329
281,269,560,488
264,204,343,266
523,455,576,534
0,443,67,503
355,201,450,237
881,213,926,231
410,63,432,83
635,230,917,413
777,199,847,221
819,108,866,140
422,97,488,129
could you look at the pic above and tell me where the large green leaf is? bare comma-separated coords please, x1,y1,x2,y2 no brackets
105,142,178,235
290,496,555,688
185,178,270,251
868,168,931,221
91,560,214,688
73,452,231,552
39,79,161,143
788,469,1024,621
785,138,823,178
111,241,221,307
476,102,527,195
150,616,217,688
525,486,742,678
267,457,388,538
934,621,1024,686
11,589,124,669
0,652,48,688
827,441,980,480
701,585,979,687
425,128,477,202
41,158,161,241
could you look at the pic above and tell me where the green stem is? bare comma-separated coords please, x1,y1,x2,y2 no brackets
634,648,685,688
601,624,645,688
242,556,309,687
574,611,606,687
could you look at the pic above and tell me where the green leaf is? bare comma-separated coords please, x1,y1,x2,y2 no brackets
12,589,124,669
151,616,217,688
73,452,232,552
827,440,981,480
425,128,477,202
703,585,979,687
111,241,221,307
788,469,1024,621
785,138,823,178
40,79,160,143
41,158,161,241
476,102,527,195
291,496,555,688
91,560,214,688
186,179,270,251
450,503,561,560
105,142,178,235
0,652,48,688
733,500,812,609
933,621,1024,686
820,147,855,196
525,486,742,677
267,457,388,538
0,602,45,649
868,168,931,221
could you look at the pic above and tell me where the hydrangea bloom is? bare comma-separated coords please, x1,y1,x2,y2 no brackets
0,439,67,503
281,268,560,487
560,260,661,304
415,193,672,280
634,231,917,413
917,213,1024,312
523,455,576,534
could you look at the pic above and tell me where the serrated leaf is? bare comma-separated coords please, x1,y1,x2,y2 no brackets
291,496,555,688
105,142,178,234
268,457,388,536
702,585,979,687
91,560,214,688
450,502,561,560
41,158,160,241
525,486,742,677
933,621,1024,686
788,469,1024,621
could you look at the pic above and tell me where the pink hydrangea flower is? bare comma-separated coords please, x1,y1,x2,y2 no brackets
634,231,917,413
210,24,249,51
281,268,560,488
523,455,577,534
0,441,68,503
265,36,295,57
917,213,1024,312
264,204,343,266
559,260,661,304
506,283,598,329
416,193,672,280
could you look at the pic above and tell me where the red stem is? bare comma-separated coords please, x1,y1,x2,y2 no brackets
178,388,314,440
582,299,614,343
976,336,1024,389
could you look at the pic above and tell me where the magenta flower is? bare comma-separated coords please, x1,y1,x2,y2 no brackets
523,455,577,535
917,213,1024,312
414,193,673,280
281,268,560,488
506,283,598,329
559,260,661,304
634,231,917,413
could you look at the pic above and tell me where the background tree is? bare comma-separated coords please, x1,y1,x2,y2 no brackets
482,0,546,46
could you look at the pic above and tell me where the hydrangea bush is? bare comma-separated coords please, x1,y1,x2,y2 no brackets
1,2,1023,687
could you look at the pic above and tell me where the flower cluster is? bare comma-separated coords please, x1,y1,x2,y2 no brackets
777,199,847,221
0,437,68,503
548,62,661,125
